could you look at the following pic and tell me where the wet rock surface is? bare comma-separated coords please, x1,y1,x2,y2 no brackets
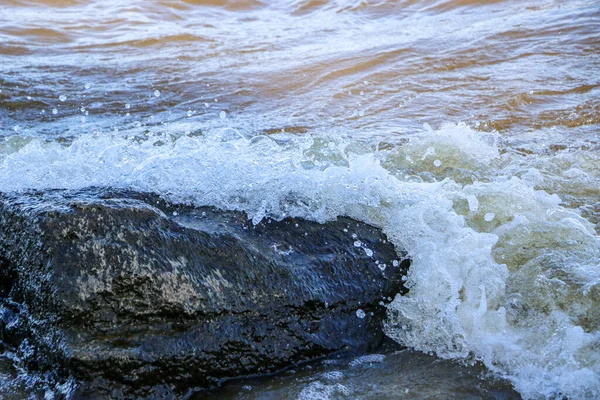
0,188,409,398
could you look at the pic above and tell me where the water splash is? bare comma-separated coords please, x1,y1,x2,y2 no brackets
0,123,599,399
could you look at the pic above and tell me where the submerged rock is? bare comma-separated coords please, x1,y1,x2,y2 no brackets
0,188,409,398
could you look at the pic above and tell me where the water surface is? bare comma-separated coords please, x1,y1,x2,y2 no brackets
1,1,599,398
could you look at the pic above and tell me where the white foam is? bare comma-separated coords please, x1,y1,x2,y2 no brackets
298,381,351,400
1,123,599,399
349,354,386,367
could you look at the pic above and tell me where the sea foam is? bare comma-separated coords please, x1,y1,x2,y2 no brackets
1,123,599,399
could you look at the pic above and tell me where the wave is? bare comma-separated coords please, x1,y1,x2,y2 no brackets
1,122,599,398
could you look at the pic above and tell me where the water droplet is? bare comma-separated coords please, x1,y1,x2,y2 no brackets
52,108,58,115
360,91,364,96
353,240,362,248
351,233,357,239
219,110,227,119
214,98,218,102
358,110,365,117
204,103,209,108
484,212,495,222
154,90,160,97
187,110,193,117
125,103,131,109
433,159,442,167
356,309,366,319
84,83,91,89
172,211,178,216
80,106,85,112
393,260,399,267
59,95,67,102
364,80,369,85
364,248,373,257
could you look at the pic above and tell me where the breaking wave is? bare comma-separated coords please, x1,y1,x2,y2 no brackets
1,122,599,398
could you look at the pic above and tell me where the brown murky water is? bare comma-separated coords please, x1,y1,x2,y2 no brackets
1,1,599,398
2,0,598,138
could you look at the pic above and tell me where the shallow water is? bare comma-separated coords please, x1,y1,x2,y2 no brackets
194,349,519,399
1,0,599,398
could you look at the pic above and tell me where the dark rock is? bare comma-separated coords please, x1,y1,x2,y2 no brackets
0,188,409,398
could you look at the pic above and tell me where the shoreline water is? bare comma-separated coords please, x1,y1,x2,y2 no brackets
0,342,521,399
194,347,521,400
1,0,599,398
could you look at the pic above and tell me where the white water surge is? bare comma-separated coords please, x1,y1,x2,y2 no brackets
2,0,599,397
1,122,599,398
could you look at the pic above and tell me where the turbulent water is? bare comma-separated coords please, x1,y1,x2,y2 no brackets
1,0,599,398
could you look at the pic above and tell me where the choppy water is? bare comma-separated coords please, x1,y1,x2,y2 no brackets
1,0,599,398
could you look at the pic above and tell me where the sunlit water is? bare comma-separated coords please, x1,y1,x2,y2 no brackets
1,0,599,399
